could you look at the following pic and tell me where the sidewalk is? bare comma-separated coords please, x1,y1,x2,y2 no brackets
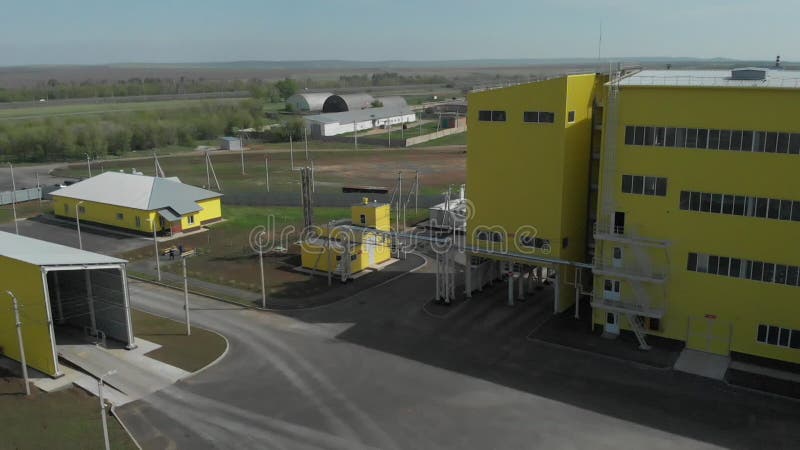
529,299,683,369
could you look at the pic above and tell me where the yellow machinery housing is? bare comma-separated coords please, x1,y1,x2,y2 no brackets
467,68,800,365
301,199,392,278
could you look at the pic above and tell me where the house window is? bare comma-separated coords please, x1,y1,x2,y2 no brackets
622,174,667,197
476,230,504,242
567,111,576,123
562,237,569,249
78,205,86,214
135,216,141,228
360,214,366,224
648,318,661,331
478,110,506,122
188,215,195,225
63,204,69,214
350,254,357,261
523,111,555,123
116,213,124,221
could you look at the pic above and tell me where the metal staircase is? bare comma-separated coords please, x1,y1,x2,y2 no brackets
592,67,669,350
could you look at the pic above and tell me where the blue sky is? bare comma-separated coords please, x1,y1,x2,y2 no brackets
1,0,797,65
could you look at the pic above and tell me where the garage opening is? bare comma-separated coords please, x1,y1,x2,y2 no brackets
46,267,134,350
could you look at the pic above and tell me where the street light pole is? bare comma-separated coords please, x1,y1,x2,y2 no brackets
265,157,270,192
9,163,19,235
182,256,191,335
149,218,161,281
86,153,92,178
304,127,309,160
76,201,85,250
98,369,117,450
257,232,267,309
6,291,30,396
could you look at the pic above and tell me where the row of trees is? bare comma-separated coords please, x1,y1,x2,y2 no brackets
0,100,266,163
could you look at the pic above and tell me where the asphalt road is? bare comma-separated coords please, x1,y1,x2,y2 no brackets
117,257,800,450
0,162,70,191
0,216,151,255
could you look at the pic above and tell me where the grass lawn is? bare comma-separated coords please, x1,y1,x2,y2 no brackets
0,368,136,450
52,147,466,200
0,200,52,224
413,131,467,147
122,204,429,304
0,97,244,121
132,309,227,372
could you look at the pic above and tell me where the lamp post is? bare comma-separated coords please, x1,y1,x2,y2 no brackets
6,291,29,396
148,218,161,281
85,153,92,178
257,231,267,309
9,163,19,235
76,201,85,250
98,369,117,450
181,255,191,335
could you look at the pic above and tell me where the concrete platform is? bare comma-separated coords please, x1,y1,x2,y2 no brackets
674,349,730,380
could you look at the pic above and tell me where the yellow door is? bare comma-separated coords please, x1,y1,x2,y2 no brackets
686,315,732,355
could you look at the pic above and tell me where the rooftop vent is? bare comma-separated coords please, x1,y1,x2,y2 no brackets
731,68,767,81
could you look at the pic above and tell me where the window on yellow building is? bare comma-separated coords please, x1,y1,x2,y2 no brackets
478,110,506,122
78,205,86,214
188,215,195,225
116,213,124,220
360,214,366,224
567,111,575,123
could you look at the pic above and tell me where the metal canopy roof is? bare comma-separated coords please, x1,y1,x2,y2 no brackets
51,172,221,213
616,69,800,89
0,231,125,267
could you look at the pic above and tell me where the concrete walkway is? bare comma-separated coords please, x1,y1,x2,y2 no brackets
674,349,731,380
58,340,189,402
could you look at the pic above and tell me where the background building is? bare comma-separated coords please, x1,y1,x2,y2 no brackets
219,136,242,150
0,231,133,377
322,93,376,112
286,92,335,112
52,172,223,235
305,106,416,137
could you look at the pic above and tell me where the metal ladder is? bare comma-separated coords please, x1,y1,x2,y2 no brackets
626,314,651,350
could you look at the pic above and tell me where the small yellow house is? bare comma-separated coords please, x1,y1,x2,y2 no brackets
52,172,222,235
301,199,392,278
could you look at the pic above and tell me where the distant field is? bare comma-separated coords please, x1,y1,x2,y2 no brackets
0,97,250,121
52,147,465,199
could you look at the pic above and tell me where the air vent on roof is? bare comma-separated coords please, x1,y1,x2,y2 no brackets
731,68,767,81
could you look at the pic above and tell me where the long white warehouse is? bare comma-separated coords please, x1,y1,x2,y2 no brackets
305,107,417,137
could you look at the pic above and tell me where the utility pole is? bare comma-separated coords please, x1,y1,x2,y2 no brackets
240,149,245,176
98,369,117,450
387,121,391,148
415,171,420,213
76,201,84,249
149,218,161,281
86,154,92,178
6,291,29,396
304,127,309,160
182,256,191,335
257,232,267,309
290,135,295,170
205,152,211,189
354,121,358,151
265,157,270,192
9,163,18,235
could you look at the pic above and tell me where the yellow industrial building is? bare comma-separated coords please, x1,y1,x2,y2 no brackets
0,231,134,377
301,199,392,279
52,171,223,235
466,67,800,365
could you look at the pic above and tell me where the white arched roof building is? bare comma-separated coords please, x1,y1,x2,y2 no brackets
322,93,376,113
286,92,334,112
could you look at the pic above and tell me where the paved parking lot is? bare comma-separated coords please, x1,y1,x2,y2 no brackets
119,254,800,450
0,215,150,256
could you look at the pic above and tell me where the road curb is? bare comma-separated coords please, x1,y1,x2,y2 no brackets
110,405,144,450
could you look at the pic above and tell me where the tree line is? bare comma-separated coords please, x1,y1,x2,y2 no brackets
0,100,266,163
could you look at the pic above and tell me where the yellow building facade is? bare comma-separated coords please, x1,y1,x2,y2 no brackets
593,68,800,364
52,172,222,235
301,200,392,278
466,74,604,311
467,68,800,365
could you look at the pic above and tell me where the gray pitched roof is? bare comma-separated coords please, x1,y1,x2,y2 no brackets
304,106,414,124
0,231,125,266
51,172,221,214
